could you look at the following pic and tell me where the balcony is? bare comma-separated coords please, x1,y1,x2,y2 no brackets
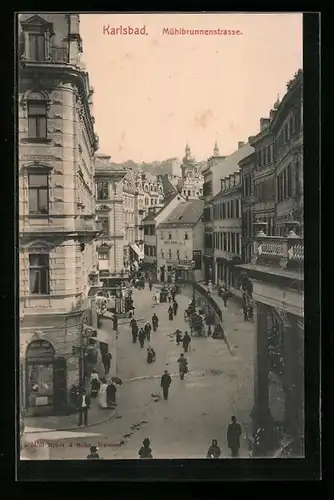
50,47,69,63
21,46,69,64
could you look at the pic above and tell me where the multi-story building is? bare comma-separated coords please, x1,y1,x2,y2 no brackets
202,141,253,283
248,115,276,236
122,169,137,267
95,154,126,279
236,70,304,454
212,172,242,291
156,200,204,284
142,191,185,280
239,152,256,263
177,144,204,199
19,13,99,415
272,70,303,236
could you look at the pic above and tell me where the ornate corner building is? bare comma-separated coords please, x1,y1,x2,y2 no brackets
18,14,99,415
178,144,204,199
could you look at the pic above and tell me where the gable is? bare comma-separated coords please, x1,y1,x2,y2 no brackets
20,14,53,31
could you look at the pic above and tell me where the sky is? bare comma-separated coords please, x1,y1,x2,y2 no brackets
80,13,302,163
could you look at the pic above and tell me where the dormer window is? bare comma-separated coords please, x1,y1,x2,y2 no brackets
20,15,54,62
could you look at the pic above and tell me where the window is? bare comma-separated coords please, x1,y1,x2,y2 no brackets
29,34,45,61
184,232,188,240
98,252,108,260
28,102,47,139
100,217,109,235
168,249,172,260
150,198,154,205
184,251,188,260
97,182,109,200
28,173,49,214
176,250,180,260
223,233,227,251
168,233,172,240
161,250,164,259
145,197,149,206
287,164,293,198
236,199,240,218
187,190,191,197
231,200,235,218
236,234,240,255
160,232,164,239
29,254,49,294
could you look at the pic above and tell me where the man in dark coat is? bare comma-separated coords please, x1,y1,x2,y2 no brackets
172,300,178,316
171,287,176,302
144,322,152,341
182,331,191,353
77,388,91,427
138,328,146,348
160,370,172,400
152,313,159,332
131,319,138,342
102,352,112,374
168,306,174,321
227,416,242,457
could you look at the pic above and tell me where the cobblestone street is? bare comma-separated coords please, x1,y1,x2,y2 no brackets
23,285,256,460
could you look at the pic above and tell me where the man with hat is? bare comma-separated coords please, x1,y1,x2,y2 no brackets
87,445,100,459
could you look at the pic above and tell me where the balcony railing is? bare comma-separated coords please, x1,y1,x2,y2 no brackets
251,222,303,270
50,47,69,63
21,46,69,64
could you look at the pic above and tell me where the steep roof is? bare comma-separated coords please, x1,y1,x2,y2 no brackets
95,155,126,172
210,144,254,185
142,191,181,223
157,199,204,228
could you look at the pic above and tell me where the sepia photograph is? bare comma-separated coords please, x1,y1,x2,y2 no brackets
17,12,309,465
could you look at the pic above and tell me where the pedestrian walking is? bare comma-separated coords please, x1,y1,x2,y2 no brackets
147,347,156,364
90,369,100,398
227,416,242,457
248,302,254,321
171,287,176,302
243,304,248,321
148,278,153,291
102,352,112,375
182,331,191,353
87,446,100,459
138,438,153,459
168,305,174,321
139,328,146,348
131,318,138,343
168,293,172,303
221,290,228,307
176,329,183,346
77,388,91,426
177,353,188,380
160,370,172,400
106,381,117,406
207,439,221,458
152,313,159,332
172,300,178,316
144,322,152,341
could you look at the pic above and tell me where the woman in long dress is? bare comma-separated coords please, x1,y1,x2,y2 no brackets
98,378,108,408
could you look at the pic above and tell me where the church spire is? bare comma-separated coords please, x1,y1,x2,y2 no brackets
213,141,219,156
274,93,280,110
185,143,191,158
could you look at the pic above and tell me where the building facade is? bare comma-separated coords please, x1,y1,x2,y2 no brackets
272,70,303,236
156,200,204,284
239,152,256,263
177,144,204,199
202,141,253,284
236,70,304,454
95,154,126,279
19,13,99,415
142,192,185,280
212,171,242,291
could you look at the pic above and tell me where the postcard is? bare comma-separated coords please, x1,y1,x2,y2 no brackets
17,11,314,473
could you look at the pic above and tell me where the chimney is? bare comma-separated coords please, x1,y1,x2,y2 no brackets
235,171,241,185
260,118,270,131
238,141,245,149
269,109,277,121
220,178,225,191
229,173,235,187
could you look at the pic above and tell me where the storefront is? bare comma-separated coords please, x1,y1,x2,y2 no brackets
25,339,68,416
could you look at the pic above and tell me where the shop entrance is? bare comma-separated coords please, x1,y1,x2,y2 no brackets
25,339,55,412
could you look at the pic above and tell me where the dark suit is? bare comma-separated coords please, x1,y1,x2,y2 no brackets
77,393,91,426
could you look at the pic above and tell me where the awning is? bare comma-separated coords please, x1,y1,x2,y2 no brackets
130,243,144,259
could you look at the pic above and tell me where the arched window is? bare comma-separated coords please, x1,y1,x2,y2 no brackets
144,184,149,192
27,91,48,140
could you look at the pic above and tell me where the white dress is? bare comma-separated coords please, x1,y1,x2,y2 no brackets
98,383,108,408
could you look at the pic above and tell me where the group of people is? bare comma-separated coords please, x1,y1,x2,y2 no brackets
134,416,242,459
89,369,117,409
175,329,191,352
167,299,178,321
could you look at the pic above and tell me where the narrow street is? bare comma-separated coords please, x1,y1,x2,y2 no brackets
32,286,255,459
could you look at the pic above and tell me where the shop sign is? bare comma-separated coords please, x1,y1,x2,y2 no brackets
26,340,55,361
